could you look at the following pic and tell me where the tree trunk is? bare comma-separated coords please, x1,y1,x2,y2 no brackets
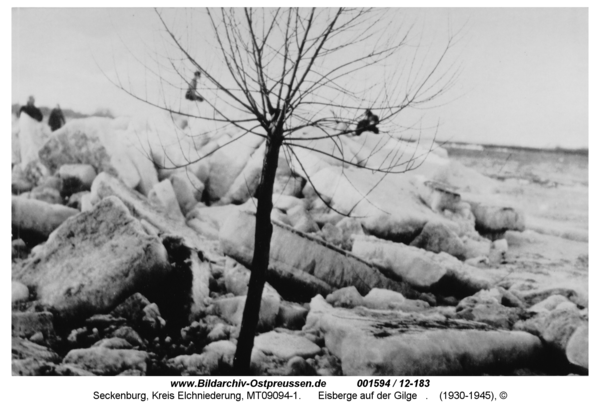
233,131,283,375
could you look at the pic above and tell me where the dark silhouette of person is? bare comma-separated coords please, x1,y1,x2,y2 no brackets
48,104,66,131
18,96,43,122
185,71,204,102
355,109,380,135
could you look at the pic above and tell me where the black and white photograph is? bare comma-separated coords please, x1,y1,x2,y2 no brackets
7,3,593,404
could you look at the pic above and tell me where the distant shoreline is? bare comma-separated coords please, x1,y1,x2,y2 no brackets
442,141,588,157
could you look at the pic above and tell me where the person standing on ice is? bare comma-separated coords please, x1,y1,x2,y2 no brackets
48,104,66,131
18,96,43,122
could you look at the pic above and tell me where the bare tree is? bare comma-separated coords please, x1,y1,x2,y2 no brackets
112,7,460,374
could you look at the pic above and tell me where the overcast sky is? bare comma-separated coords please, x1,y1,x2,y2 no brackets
11,7,588,149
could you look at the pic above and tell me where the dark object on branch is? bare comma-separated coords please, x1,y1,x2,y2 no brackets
185,71,204,102
48,105,66,132
18,96,43,122
268,105,280,120
355,109,379,135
